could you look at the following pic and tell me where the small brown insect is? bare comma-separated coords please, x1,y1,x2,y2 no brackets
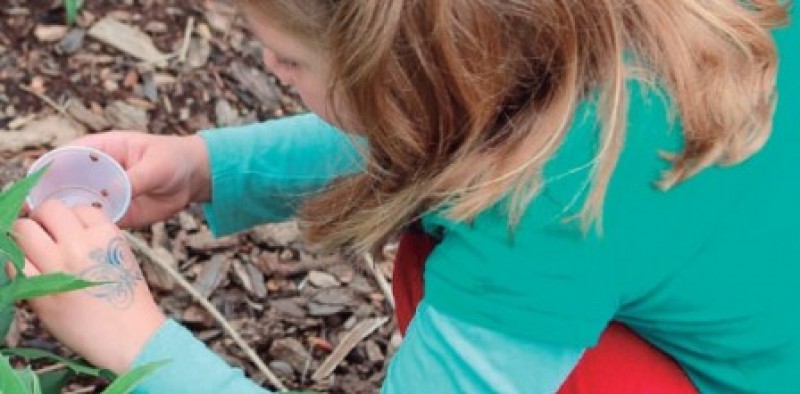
91,201,103,209
100,189,109,197
89,153,99,162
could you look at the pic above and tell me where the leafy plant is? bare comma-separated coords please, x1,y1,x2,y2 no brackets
63,0,82,25
0,170,166,393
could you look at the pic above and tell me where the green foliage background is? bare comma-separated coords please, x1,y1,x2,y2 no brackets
64,0,81,25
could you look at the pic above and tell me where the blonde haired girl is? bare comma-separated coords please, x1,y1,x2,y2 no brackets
14,0,799,392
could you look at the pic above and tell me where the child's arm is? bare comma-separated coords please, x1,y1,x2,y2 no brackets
200,113,363,236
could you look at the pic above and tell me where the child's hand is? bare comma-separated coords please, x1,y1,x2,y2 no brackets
66,131,211,229
13,200,166,374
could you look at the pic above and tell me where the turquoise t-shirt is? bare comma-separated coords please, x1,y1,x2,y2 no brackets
134,8,799,393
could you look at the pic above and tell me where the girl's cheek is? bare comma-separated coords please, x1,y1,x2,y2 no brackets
273,68,295,86
261,53,295,85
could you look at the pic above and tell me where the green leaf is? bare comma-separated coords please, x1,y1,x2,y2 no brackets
0,303,14,345
1,260,10,286
38,368,73,394
0,165,48,232
102,360,169,394
0,273,98,305
0,232,25,274
64,0,81,25
1,348,116,381
0,355,28,394
14,367,41,394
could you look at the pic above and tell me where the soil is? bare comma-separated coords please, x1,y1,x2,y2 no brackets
0,1,395,393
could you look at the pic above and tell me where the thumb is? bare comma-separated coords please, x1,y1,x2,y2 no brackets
126,155,169,197
70,133,162,197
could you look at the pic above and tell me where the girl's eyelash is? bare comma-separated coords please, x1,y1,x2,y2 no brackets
277,58,299,69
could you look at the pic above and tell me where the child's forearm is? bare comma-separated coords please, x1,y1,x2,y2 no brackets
200,113,364,236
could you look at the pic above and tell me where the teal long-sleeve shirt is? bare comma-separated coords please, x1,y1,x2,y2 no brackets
134,11,799,393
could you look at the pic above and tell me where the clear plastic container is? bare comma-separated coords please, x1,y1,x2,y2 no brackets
26,146,131,223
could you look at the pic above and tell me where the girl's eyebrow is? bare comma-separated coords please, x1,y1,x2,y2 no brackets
263,43,303,65
274,52,297,62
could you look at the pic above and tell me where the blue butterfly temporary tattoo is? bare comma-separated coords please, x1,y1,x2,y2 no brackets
79,236,143,309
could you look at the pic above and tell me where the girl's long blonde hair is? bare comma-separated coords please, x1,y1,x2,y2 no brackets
237,0,789,255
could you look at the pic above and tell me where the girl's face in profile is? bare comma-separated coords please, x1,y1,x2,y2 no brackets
247,17,343,128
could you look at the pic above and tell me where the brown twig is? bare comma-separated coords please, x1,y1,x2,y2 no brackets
18,84,72,119
178,16,196,63
311,316,389,381
65,386,97,394
33,362,66,375
364,253,395,310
